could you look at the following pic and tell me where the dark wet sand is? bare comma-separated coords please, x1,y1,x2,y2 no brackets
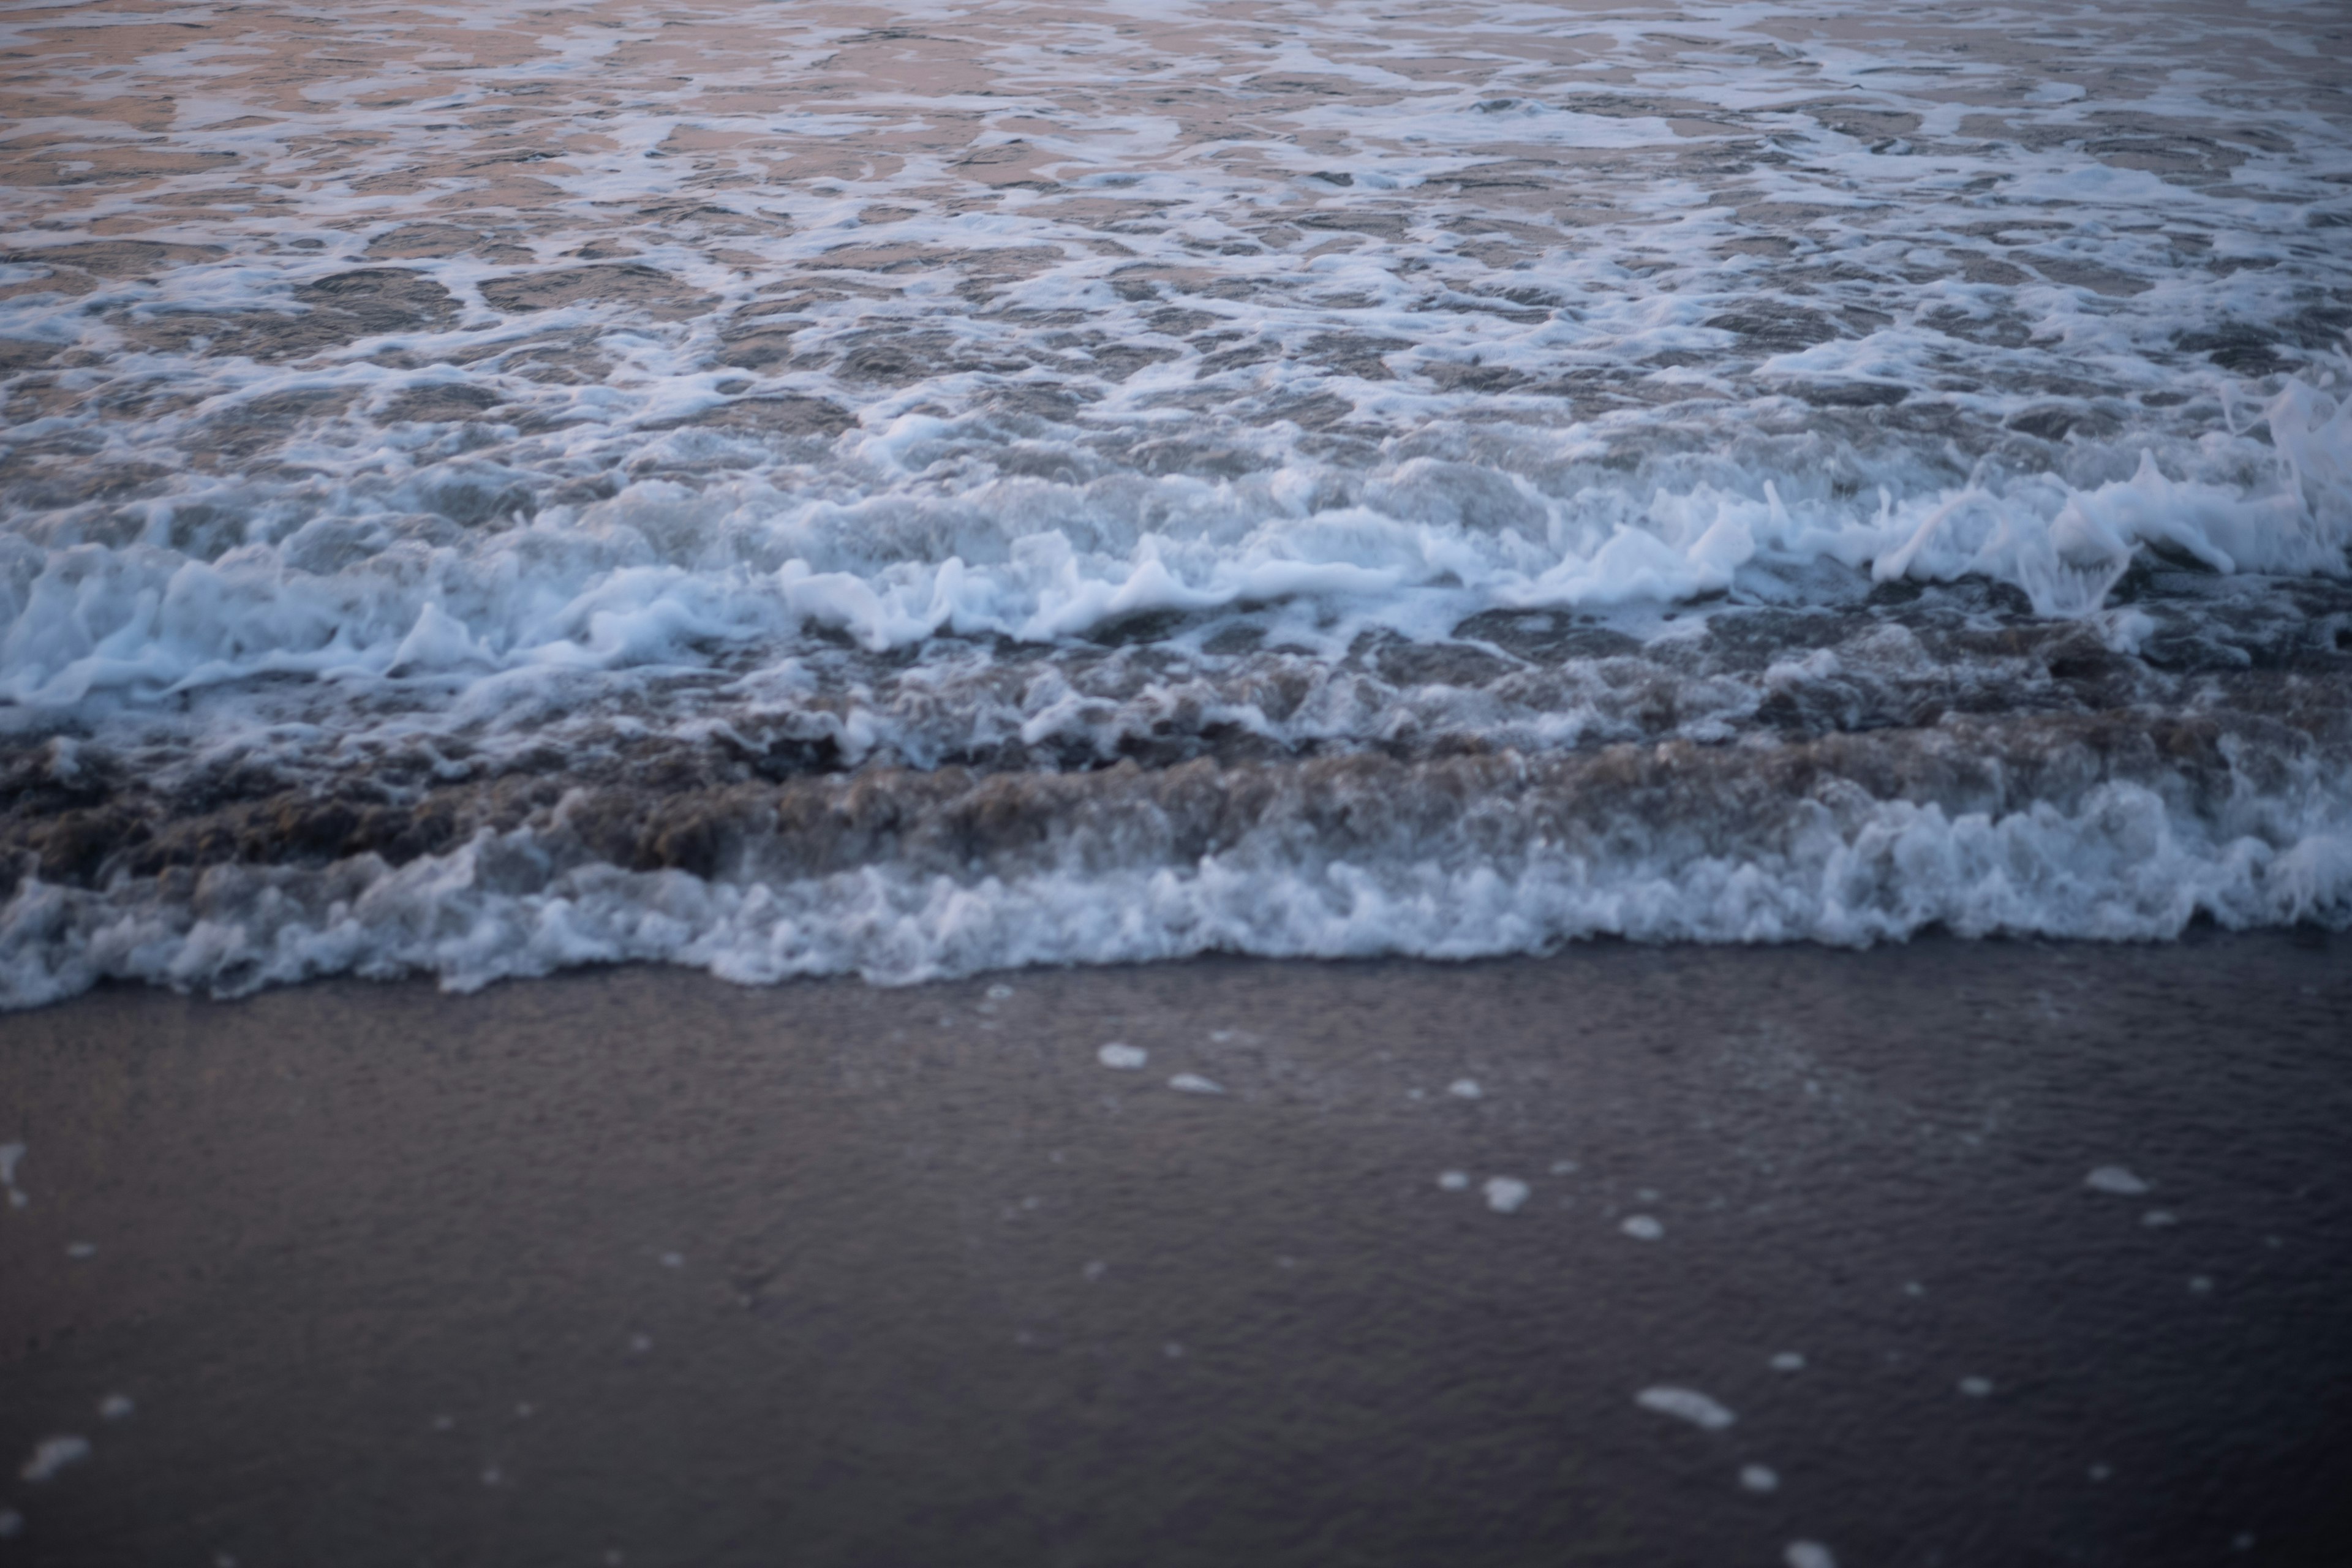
2,934,2350,1567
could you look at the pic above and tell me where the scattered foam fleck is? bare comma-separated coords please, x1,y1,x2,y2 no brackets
66,1242,95,1259
2142,1210,2178,1228
1741,1464,1781,1493
1785,1544,1837,1568
1438,1170,1471,1191
984,984,1014,1001
2086,1166,2152,1196
1,1142,25,1207
1096,1042,1148,1071
1770,1352,1807,1373
1959,1376,1993,1398
2089,1463,2113,1482
1483,1177,1530,1214
660,1253,684,1269
97,1395,132,1422
1167,1072,1224,1096
2190,1275,2214,1294
1621,1215,1664,1241
1635,1386,1735,1431
1447,1079,1483,1100
18,1435,90,1484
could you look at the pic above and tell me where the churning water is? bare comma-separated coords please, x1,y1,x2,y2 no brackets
2,0,2348,1005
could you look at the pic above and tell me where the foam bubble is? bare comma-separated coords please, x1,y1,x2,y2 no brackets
18,1435,89,1485
1483,1177,1530,1214
1636,1386,1735,1431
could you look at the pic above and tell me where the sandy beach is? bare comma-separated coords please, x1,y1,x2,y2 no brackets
4,932,2348,1565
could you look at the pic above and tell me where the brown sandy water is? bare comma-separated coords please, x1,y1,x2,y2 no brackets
4,934,2351,1565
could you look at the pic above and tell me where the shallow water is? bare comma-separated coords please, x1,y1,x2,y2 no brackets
2,0,2349,1004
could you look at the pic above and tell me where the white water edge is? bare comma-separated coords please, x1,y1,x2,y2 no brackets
7,772,2350,1008
3,0,2350,1005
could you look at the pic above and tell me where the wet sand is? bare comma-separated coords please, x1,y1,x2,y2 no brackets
3,933,2350,1566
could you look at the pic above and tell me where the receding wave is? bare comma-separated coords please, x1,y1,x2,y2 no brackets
3,0,2350,1005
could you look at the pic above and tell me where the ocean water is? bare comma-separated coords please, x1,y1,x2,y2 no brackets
1,0,2347,1007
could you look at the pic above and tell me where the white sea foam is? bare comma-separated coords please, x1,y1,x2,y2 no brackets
1636,1385,1735,1431
2086,1166,2152,1197
0,380,2342,719
3,763,2350,1007
1483,1176,1529,1214
18,1435,88,1485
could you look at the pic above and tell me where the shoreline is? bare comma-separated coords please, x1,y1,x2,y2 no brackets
4,930,2349,1564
